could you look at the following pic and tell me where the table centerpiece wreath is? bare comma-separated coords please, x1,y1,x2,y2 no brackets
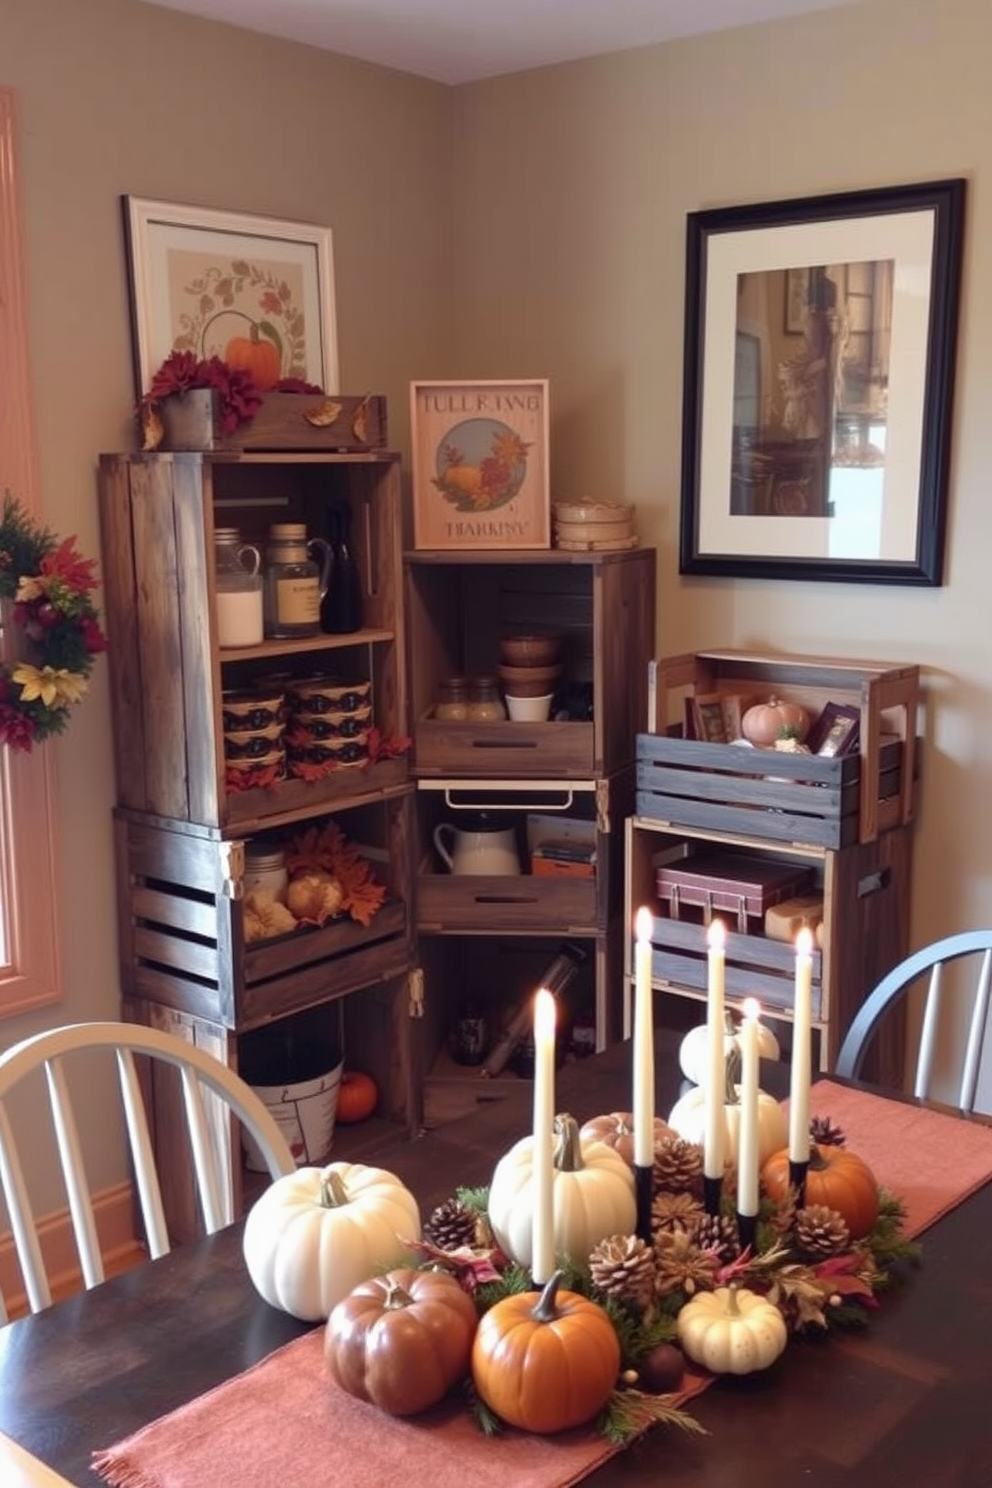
399,1108,919,1445
0,493,106,750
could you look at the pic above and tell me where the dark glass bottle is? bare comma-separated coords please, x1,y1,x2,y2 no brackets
321,502,363,634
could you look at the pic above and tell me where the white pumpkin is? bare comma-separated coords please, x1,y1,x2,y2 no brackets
677,1284,787,1374
679,1016,781,1088
488,1111,635,1269
243,1161,421,1321
667,1082,787,1166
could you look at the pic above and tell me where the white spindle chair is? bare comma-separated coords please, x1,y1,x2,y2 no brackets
0,1021,295,1323
835,930,992,1111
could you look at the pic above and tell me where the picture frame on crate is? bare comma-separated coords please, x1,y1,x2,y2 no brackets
409,378,550,551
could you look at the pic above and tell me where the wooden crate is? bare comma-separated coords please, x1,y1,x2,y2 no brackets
640,650,920,846
406,547,655,780
158,391,388,453
114,807,413,1033
98,450,407,829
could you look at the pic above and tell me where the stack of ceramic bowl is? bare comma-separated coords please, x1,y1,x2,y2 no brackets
497,635,562,722
221,687,287,782
285,676,373,773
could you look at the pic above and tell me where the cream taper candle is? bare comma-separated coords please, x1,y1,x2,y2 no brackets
531,987,556,1285
789,928,814,1165
633,907,655,1167
704,918,727,1180
737,997,761,1218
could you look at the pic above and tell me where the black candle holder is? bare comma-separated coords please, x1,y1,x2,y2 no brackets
736,1211,757,1255
703,1173,723,1217
789,1158,808,1208
634,1163,653,1244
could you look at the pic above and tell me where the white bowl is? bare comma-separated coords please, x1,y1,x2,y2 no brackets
505,692,553,722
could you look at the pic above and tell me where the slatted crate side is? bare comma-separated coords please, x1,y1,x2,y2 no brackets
649,918,825,1019
98,456,148,811
597,549,655,774
173,457,225,826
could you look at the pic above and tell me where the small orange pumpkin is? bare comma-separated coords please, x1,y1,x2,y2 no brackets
224,327,281,390
336,1070,378,1124
579,1111,673,1167
761,1142,879,1238
741,696,809,747
471,1270,619,1433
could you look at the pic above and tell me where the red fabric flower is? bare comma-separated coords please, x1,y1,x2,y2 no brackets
41,536,101,595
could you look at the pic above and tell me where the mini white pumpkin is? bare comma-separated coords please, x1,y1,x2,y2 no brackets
243,1161,421,1321
677,1283,787,1374
488,1111,635,1269
668,1074,787,1166
678,1013,780,1088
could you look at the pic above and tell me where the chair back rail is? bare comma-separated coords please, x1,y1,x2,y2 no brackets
836,931,992,1111
0,1021,296,1324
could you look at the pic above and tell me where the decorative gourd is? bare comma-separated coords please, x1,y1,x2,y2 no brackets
471,1269,620,1432
742,696,809,748
487,1111,635,1269
325,1267,478,1415
677,1283,787,1374
336,1070,378,1125
678,1011,781,1088
242,1161,421,1321
762,1142,879,1238
578,1110,673,1167
668,1053,787,1166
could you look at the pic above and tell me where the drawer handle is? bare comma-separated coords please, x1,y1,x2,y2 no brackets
470,738,539,750
472,893,541,905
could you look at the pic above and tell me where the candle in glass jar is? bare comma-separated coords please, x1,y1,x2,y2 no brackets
737,997,761,1218
705,918,727,1180
633,907,655,1167
789,928,814,1165
531,987,556,1286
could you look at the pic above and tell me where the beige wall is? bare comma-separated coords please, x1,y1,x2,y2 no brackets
2,0,991,1186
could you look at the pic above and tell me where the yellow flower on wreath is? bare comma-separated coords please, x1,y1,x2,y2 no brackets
11,663,89,709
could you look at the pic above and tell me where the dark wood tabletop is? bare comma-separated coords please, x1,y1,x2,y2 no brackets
2,1029,991,1488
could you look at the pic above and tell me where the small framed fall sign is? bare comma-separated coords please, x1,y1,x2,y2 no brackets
409,379,551,550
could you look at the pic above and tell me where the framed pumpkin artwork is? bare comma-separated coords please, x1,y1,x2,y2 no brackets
121,196,339,400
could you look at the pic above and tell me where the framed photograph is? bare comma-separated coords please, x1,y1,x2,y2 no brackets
679,179,965,585
409,379,551,550
806,702,861,757
122,196,339,399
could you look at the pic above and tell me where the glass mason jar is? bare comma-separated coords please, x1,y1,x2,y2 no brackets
466,675,506,721
263,523,331,639
434,676,469,720
214,527,263,648
243,845,289,904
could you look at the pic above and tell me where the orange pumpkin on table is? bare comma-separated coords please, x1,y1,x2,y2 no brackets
762,1142,880,1238
336,1070,378,1125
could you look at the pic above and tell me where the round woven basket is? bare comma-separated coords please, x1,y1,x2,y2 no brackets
553,501,636,550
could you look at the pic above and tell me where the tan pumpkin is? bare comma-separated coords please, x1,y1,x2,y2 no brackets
762,1141,879,1239
742,696,809,747
677,1283,787,1374
579,1110,673,1167
471,1269,619,1432
325,1268,478,1415
225,326,281,390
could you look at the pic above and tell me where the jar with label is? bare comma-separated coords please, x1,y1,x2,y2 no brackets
263,523,332,639
434,676,469,720
244,845,289,904
214,528,263,648
466,675,506,721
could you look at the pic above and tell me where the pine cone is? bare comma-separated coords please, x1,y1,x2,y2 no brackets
652,1135,703,1196
651,1191,704,1237
424,1198,478,1250
794,1204,850,1259
765,1185,798,1237
809,1114,846,1147
693,1210,741,1263
653,1228,718,1299
589,1233,656,1312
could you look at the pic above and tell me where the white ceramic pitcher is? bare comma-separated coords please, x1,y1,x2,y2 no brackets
433,815,521,876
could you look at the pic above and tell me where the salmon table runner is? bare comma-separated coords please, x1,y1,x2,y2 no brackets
92,1083,992,1488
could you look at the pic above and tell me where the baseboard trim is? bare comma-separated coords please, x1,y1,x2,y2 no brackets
0,1181,145,1319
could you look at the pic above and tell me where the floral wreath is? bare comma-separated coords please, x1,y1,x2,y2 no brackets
0,494,106,751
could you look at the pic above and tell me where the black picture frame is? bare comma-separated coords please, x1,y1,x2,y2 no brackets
679,179,966,586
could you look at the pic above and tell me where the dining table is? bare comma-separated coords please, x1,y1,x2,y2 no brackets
2,1025,991,1488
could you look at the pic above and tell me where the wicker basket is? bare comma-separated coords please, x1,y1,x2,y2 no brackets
552,501,637,550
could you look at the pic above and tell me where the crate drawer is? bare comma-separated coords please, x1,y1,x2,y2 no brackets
416,872,601,933
414,717,596,778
